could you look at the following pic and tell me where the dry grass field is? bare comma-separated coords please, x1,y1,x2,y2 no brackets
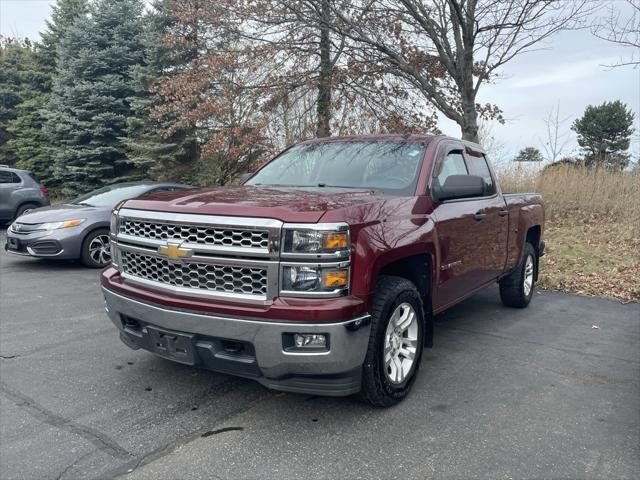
498,164,640,302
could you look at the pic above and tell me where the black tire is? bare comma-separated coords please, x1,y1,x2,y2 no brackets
499,242,537,308
81,229,111,268
15,203,38,219
360,275,424,407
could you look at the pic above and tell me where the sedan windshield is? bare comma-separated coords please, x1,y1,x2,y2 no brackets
246,141,427,195
72,184,153,207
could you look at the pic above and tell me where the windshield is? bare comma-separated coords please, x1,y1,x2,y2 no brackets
246,141,427,195
72,184,153,207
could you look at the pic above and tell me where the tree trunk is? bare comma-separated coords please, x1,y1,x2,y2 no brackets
316,0,331,138
460,107,479,143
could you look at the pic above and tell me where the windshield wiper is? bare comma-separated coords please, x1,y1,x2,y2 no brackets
74,202,94,207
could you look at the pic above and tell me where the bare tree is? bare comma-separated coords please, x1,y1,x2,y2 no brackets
330,0,594,142
256,0,438,138
540,101,571,163
477,119,506,164
592,0,640,67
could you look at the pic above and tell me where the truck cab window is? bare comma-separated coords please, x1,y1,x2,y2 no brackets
433,151,468,191
466,154,496,195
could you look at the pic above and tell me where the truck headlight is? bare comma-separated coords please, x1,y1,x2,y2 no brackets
110,210,118,235
109,208,121,270
282,223,349,256
281,264,349,294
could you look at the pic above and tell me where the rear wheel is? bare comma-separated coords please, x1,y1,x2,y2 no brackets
81,229,111,268
360,275,424,407
499,242,537,308
15,203,38,218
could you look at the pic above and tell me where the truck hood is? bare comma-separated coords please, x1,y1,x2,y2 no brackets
122,186,387,223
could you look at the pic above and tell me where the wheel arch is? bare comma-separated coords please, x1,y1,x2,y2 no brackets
373,249,436,348
13,200,41,219
525,225,542,281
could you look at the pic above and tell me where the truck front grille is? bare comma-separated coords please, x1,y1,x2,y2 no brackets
120,219,269,249
113,209,282,301
120,250,268,297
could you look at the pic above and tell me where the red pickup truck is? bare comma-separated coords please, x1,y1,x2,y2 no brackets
101,135,544,406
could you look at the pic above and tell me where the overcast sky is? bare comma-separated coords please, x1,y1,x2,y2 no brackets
2,0,639,163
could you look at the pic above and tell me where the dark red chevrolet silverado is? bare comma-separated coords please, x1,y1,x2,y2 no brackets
101,135,544,406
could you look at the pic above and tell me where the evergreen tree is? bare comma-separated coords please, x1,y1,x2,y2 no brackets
44,0,147,196
38,0,89,75
125,0,199,182
571,100,635,170
513,147,544,163
5,0,89,184
0,38,39,165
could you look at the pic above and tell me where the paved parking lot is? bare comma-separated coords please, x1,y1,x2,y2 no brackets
1,228,639,480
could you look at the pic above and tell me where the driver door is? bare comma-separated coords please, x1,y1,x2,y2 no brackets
431,144,507,310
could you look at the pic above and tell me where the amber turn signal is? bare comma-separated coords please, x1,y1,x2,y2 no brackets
323,232,348,250
60,219,84,228
322,269,348,288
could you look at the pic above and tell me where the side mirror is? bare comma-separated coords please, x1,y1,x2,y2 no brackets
436,174,486,202
239,172,254,184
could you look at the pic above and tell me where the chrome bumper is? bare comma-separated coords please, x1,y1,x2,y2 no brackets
102,287,371,396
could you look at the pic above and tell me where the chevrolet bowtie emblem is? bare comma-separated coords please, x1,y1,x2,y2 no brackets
158,242,192,261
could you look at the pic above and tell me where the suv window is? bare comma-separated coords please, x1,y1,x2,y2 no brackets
466,154,496,195
433,151,468,188
0,171,21,184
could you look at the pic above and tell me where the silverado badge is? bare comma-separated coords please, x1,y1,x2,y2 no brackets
158,242,192,261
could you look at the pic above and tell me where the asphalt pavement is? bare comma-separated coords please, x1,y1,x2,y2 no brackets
1,228,639,480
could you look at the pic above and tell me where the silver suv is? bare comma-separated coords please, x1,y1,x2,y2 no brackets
0,166,50,222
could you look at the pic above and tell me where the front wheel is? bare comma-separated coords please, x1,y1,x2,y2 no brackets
360,275,424,407
81,229,111,268
499,242,537,308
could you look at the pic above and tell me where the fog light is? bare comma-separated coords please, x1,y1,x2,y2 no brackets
294,333,327,348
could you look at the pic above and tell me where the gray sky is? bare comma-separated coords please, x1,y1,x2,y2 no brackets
1,0,639,163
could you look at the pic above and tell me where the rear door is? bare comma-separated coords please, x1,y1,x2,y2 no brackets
431,143,508,310
0,170,21,219
464,150,509,278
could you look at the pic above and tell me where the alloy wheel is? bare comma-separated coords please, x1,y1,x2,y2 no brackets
89,234,111,265
383,302,419,384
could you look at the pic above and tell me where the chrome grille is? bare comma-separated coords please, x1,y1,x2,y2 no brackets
120,250,268,297
120,219,269,249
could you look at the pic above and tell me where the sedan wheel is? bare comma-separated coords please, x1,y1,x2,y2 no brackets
81,229,111,268
89,235,111,265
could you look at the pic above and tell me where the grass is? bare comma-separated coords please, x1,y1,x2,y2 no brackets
497,164,640,302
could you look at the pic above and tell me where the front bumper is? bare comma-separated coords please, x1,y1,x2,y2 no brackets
4,226,83,259
102,287,371,396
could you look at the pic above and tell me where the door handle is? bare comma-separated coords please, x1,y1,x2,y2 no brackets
498,209,509,217
473,211,487,221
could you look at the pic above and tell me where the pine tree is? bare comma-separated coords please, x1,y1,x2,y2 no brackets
38,0,90,76
0,38,40,165
572,101,635,170
4,0,89,184
44,0,147,196
125,0,199,182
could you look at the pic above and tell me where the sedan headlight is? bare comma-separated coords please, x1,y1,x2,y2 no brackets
41,219,86,230
281,223,350,256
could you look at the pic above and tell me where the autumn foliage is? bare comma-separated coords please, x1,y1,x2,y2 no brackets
150,0,440,183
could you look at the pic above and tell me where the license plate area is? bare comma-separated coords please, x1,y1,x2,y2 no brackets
146,326,196,365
